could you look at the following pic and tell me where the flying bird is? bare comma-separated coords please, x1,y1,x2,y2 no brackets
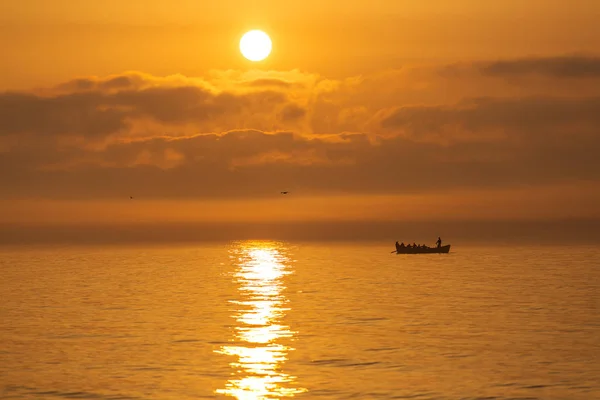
280,191,289,195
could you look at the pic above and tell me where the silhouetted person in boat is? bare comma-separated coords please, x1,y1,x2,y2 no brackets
436,237,442,248
395,241,401,252
400,242,405,247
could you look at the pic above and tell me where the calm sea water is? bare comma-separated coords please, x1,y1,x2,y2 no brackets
1,242,599,400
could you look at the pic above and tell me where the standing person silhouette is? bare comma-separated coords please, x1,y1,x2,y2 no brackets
436,237,442,248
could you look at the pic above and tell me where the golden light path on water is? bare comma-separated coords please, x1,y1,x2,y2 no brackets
216,241,307,399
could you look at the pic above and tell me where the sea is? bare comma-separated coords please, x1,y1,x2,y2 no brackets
1,242,599,400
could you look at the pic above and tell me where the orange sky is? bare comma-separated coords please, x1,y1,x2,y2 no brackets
2,1,600,88
1,1,600,229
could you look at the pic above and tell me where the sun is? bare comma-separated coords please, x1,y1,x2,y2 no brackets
240,30,272,62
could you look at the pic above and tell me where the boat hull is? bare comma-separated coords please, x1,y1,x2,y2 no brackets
396,244,451,254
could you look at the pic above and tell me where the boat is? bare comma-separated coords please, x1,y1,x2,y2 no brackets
395,244,451,254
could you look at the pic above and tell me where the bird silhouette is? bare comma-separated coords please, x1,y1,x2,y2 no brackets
130,196,134,200
280,191,289,195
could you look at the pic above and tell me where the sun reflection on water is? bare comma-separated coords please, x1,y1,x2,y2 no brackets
216,242,307,399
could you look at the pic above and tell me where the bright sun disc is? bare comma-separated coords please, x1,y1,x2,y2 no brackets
240,30,272,61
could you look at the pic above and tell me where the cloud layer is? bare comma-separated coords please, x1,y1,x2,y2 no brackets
1,56,600,201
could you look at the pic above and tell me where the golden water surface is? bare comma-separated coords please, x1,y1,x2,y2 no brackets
1,242,599,399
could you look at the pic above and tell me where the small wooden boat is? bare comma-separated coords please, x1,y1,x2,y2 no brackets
395,244,451,254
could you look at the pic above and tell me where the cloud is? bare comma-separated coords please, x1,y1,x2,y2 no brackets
0,77,297,140
0,91,127,137
378,96,600,142
101,75,136,90
1,59,600,201
53,72,148,93
480,55,600,78
279,103,306,121
242,78,301,89
2,121,599,200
